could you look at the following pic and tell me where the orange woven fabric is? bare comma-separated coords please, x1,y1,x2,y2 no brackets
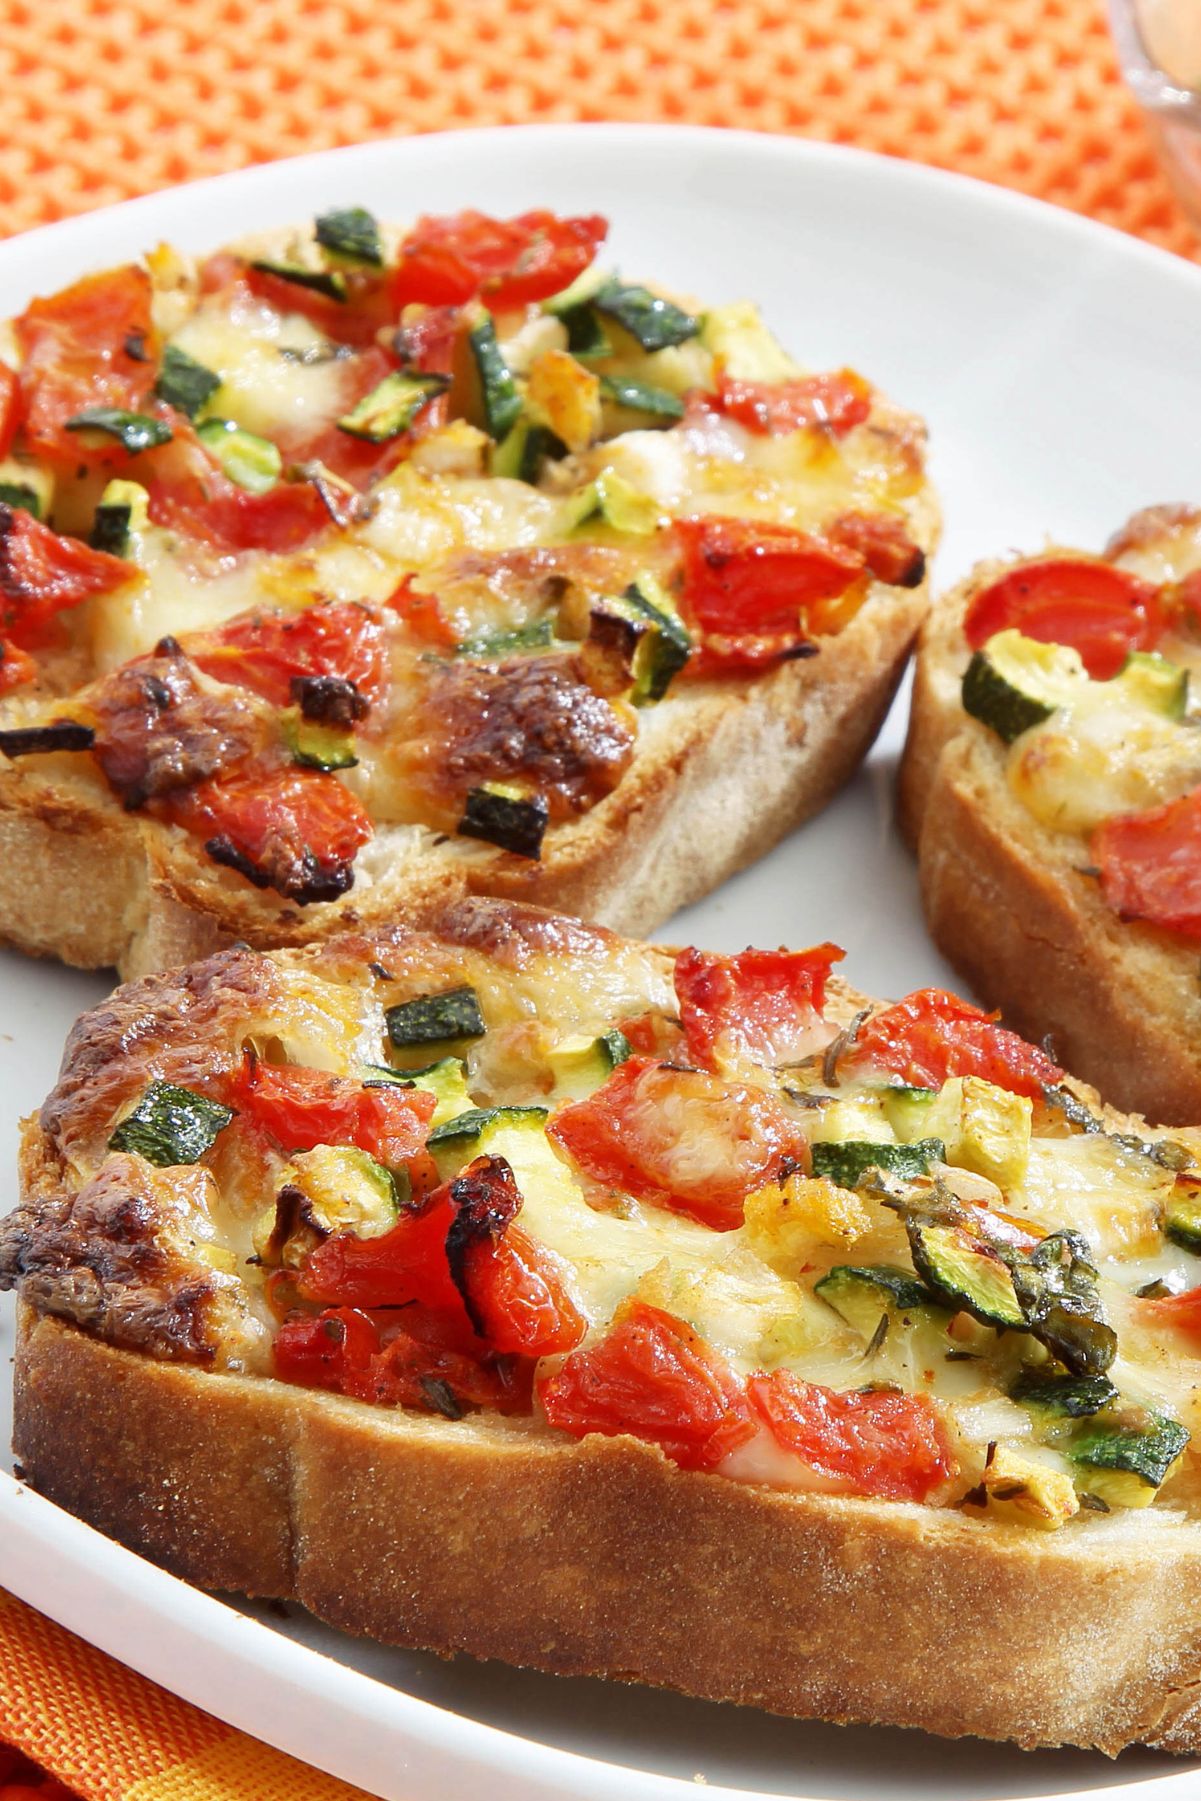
0,1591,376,1800
0,0,1196,1795
0,0,1195,256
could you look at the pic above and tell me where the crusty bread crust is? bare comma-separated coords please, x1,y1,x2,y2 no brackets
0,575,931,980
900,546,1201,1125
16,1302,1201,1755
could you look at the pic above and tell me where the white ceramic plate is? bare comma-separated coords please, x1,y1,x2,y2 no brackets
3,123,1201,1801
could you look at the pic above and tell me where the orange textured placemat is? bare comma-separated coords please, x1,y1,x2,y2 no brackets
0,1591,375,1800
0,0,1195,257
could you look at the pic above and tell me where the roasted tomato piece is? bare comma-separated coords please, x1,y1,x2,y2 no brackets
143,424,332,555
166,763,372,904
1143,1283,1201,1344
228,1054,436,1164
549,1055,809,1230
446,1154,586,1357
1093,789,1201,941
401,653,634,827
189,599,391,710
746,1370,956,1501
0,504,134,648
0,362,20,460
197,256,394,352
268,345,415,489
90,648,264,807
299,1190,467,1321
540,1301,753,1471
713,368,871,437
963,557,1163,681
273,1306,529,1415
848,987,1062,1097
15,264,159,462
675,943,843,1070
385,576,458,653
273,1304,381,1389
392,210,608,311
826,510,926,588
676,515,865,652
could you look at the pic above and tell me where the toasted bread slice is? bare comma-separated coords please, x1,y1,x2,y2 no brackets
0,214,936,979
901,506,1201,1124
6,896,1201,1752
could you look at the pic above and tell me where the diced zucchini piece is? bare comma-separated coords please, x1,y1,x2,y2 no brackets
65,407,173,454
905,1216,1026,1328
314,206,384,266
923,1076,1032,1189
363,1056,474,1129
1010,1370,1119,1418
490,419,569,483
286,1143,399,1235
250,258,347,301
591,281,700,352
810,1137,946,1188
0,461,53,523
337,370,448,443
1067,1405,1189,1508
0,482,40,519
428,1103,550,1175
154,344,221,418
561,306,612,360
546,1028,632,1100
878,1084,938,1142
456,618,556,659
1114,649,1189,719
458,783,549,860
598,374,685,430
961,628,1087,744
386,985,486,1048
980,1445,1080,1531
587,574,691,705
699,301,799,383
108,1079,234,1166
456,310,523,441
197,418,282,494
1166,1181,1201,1253
281,705,357,772
89,479,150,556
815,1263,940,1342
594,469,660,535
542,265,610,317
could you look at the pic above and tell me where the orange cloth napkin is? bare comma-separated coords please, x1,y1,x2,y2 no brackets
0,0,1197,1795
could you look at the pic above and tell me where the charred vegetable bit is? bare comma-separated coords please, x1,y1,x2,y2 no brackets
314,206,384,266
458,783,549,859
64,407,173,453
282,707,357,772
386,984,486,1048
586,580,692,705
290,673,369,727
154,344,221,418
0,720,95,759
108,1079,234,1166
443,1153,523,1335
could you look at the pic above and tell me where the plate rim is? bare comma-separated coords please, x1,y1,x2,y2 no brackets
2,119,1201,1801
